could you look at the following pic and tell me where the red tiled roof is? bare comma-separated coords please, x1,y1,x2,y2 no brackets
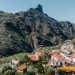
51,51,60,56
70,53,75,58
28,54,39,61
17,64,27,71
51,52,67,61
55,54,67,61
28,50,44,61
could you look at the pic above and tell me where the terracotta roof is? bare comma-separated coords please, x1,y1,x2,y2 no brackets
28,50,44,61
50,51,60,56
55,54,67,61
70,53,75,58
28,54,39,61
17,64,27,71
51,52,67,61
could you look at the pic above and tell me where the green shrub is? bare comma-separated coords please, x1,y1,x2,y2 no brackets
15,71,25,75
2,66,12,74
57,69,67,75
4,70,15,75
26,71,35,75
72,38,75,44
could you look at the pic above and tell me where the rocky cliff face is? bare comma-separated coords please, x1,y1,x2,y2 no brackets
0,5,75,57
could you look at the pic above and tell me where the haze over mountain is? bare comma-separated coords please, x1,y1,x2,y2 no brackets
0,4,75,57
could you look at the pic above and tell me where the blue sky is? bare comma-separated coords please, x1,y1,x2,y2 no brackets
0,0,75,23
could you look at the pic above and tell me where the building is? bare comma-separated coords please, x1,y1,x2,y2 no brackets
28,50,44,62
9,59,19,69
70,53,75,63
28,54,39,62
49,51,71,67
17,64,27,73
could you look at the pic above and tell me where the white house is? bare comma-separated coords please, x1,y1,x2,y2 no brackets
49,51,71,67
70,53,75,63
9,59,19,69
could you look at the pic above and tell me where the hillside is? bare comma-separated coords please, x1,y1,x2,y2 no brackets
0,4,75,57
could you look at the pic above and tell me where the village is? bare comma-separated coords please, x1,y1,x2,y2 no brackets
2,40,75,75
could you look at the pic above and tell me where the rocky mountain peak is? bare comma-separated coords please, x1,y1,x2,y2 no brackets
35,4,43,13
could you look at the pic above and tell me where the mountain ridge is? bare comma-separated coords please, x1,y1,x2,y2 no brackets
0,4,75,57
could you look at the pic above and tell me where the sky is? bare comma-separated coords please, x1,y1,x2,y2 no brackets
0,0,75,23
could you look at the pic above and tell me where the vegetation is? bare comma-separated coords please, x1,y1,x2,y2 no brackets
0,53,26,62
72,38,75,44
0,53,26,72
15,71,25,75
2,66,12,74
4,70,15,75
1,50,75,75
0,39,75,75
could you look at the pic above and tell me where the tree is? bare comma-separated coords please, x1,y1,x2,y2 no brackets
57,70,65,75
44,66,50,75
2,66,12,74
4,70,15,75
72,38,75,45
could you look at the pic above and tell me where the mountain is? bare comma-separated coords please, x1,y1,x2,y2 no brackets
0,4,75,57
